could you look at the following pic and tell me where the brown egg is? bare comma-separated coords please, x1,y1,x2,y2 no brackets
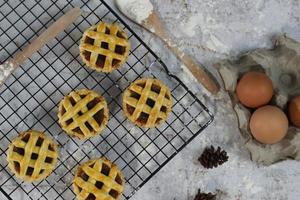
236,72,273,108
250,105,288,144
289,96,300,127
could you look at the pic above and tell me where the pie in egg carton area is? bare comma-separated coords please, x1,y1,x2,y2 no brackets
216,35,300,165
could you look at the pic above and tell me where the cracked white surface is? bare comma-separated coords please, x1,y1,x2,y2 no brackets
107,0,300,199
0,0,299,199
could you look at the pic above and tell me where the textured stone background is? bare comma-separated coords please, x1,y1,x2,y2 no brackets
108,0,300,199
0,0,299,199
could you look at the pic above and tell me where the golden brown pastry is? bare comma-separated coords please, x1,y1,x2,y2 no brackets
73,157,124,200
79,22,130,73
7,130,58,182
123,78,172,128
58,89,109,139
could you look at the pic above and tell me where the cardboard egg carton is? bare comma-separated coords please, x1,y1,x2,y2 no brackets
216,35,300,165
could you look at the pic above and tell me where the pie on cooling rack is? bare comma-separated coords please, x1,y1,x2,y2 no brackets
73,157,124,200
123,78,172,128
58,89,109,140
7,130,58,182
79,21,130,73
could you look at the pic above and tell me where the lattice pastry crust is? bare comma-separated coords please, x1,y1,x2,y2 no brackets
123,78,172,128
58,89,109,139
80,22,130,73
73,157,124,200
7,130,58,182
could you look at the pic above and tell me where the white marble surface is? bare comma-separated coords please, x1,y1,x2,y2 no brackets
1,0,300,199
106,0,300,199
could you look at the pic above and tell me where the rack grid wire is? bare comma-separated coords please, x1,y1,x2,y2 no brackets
0,0,213,199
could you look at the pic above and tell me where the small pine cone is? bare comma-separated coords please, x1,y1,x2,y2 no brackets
194,189,216,200
198,145,229,169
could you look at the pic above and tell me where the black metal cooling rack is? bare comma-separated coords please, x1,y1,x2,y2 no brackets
0,0,213,199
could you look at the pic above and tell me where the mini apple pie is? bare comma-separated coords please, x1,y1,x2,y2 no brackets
79,22,130,73
73,157,124,200
7,130,58,182
58,89,109,139
123,78,172,128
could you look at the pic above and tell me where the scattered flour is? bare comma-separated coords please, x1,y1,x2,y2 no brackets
180,64,198,83
205,34,231,53
116,0,153,24
0,61,14,84
180,14,203,37
242,176,263,193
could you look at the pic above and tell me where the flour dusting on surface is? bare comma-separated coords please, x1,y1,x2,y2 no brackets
180,64,198,83
180,14,203,37
0,61,14,84
116,0,153,24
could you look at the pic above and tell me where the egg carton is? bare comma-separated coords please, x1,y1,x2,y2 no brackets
217,35,300,165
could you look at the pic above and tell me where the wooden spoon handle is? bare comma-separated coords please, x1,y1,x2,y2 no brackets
0,7,81,86
167,43,220,94
144,13,219,95
13,7,81,66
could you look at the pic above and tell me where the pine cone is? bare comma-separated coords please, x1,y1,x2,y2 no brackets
198,146,228,169
194,189,216,200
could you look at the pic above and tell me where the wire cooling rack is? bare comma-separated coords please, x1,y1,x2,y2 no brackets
0,0,213,199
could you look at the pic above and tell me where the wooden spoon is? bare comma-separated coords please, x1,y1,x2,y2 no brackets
116,3,220,95
0,7,81,87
